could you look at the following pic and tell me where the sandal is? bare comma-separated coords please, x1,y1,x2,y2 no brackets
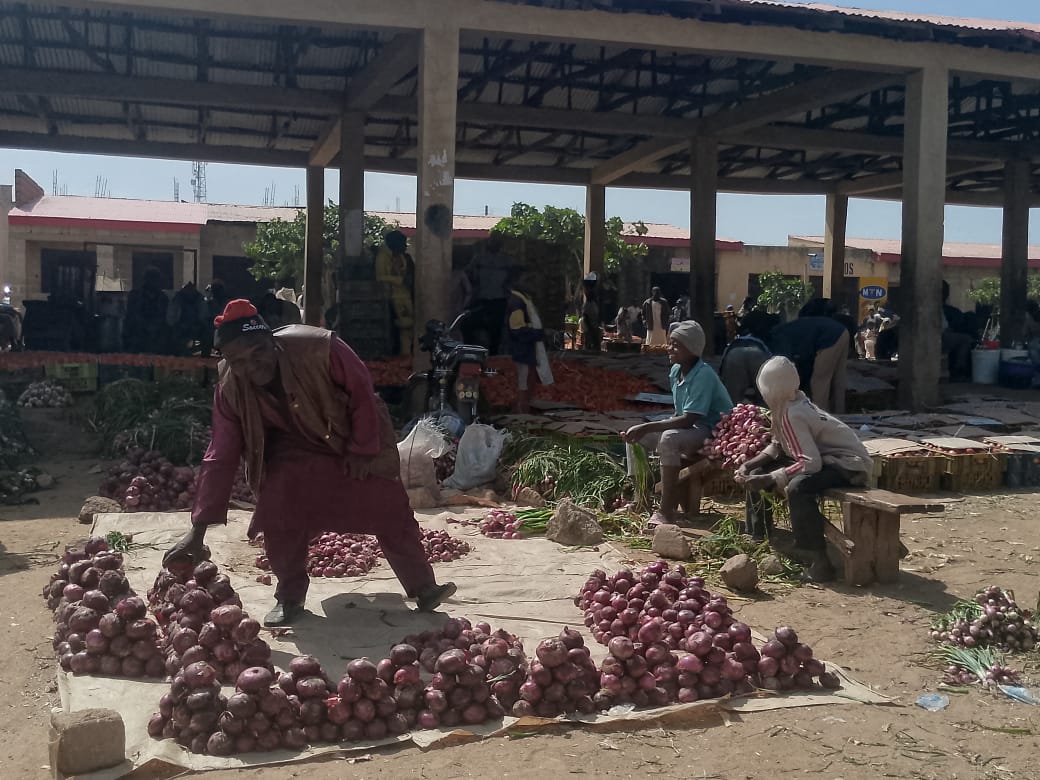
642,512,673,536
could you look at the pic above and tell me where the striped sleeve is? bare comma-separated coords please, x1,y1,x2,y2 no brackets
770,409,822,489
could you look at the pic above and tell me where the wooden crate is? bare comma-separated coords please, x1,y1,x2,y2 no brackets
940,452,1006,492
865,438,944,493
920,436,1005,493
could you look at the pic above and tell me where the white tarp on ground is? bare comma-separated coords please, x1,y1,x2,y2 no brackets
62,509,890,777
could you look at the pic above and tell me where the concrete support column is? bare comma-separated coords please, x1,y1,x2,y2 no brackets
95,245,116,288
1000,158,1031,348
898,66,949,410
823,193,848,302
303,165,324,326
690,137,718,354
583,184,606,278
414,24,459,362
338,112,367,291
180,250,196,287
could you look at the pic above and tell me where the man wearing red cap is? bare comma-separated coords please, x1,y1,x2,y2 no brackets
164,300,456,626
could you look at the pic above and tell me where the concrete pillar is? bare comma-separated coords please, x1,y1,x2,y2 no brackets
95,245,116,288
303,165,324,326
898,67,949,410
0,184,10,299
338,110,367,298
690,137,718,354
823,193,848,303
583,184,606,278
414,23,459,361
1000,158,1031,347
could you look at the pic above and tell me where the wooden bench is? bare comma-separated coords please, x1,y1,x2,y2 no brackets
822,487,944,586
652,459,716,515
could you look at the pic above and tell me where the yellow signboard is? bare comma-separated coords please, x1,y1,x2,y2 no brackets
857,276,888,321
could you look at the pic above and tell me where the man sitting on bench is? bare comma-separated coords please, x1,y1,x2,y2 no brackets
735,356,873,583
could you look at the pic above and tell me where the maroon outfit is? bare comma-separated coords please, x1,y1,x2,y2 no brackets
192,336,434,605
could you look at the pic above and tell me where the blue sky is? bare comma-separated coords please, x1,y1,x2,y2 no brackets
2,0,1038,246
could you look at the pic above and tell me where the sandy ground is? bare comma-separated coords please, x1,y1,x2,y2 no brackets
2,457,1039,780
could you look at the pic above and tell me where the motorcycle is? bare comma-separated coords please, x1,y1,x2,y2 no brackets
0,285,23,351
405,311,491,426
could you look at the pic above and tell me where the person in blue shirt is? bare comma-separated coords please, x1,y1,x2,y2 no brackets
769,315,849,413
621,320,733,530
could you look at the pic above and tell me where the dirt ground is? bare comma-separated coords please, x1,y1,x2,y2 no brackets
2,457,1040,780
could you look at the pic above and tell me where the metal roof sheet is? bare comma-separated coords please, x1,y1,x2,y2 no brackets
791,235,1040,260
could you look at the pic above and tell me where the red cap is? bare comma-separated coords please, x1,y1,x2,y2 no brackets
214,298,258,329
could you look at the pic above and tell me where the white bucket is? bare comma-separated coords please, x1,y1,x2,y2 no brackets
1001,348,1028,361
972,348,1001,384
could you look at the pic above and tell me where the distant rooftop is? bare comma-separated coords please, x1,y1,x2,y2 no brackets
791,235,1040,267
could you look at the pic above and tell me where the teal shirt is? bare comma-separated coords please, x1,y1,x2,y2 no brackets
670,360,733,428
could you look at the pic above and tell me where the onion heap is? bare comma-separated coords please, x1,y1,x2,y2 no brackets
478,509,524,539
18,380,73,408
148,661,229,755
512,628,598,718
276,656,343,745
148,560,243,629
419,529,472,562
98,447,196,512
942,660,1020,687
595,635,681,709
43,537,164,678
420,647,504,729
378,644,424,726
153,561,270,683
700,403,771,469
930,586,1037,652
575,561,733,650
334,657,409,741
756,626,837,691
255,533,383,578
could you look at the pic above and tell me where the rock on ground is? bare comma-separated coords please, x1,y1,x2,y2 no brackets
48,708,126,776
720,553,759,592
546,499,603,546
651,524,690,560
78,496,122,524
759,554,784,576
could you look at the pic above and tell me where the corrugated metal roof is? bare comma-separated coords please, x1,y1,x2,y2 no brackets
791,235,1040,260
9,195,208,225
744,1,1040,36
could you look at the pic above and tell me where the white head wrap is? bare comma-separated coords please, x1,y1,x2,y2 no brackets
756,356,804,411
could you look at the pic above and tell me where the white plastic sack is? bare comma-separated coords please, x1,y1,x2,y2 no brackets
442,423,509,490
398,417,452,489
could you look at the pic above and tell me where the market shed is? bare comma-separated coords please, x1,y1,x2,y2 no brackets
2,0,1040,408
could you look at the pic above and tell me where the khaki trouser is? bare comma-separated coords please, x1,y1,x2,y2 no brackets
811,329,849,413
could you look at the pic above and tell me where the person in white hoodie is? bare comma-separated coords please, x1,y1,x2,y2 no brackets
735,356,872,582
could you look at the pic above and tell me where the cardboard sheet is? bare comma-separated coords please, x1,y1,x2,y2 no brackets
62,509,890,777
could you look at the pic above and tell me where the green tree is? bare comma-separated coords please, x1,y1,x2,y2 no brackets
756,270,813,319
967,275,1040,308
243,203,398,284
492,203,649,282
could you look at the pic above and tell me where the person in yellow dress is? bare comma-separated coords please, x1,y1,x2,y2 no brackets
375,230,415,356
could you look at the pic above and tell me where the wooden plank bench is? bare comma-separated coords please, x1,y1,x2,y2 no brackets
822,487,944,586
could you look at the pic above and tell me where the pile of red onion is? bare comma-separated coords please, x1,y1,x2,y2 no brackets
255,529,470,577
700,403,771,469
511,629,599,717
420,529,472,562
43,537,164,677
577,562,838,699
596,635,684,708
148,661,229,754
334,657,411,741
478,509,524,539
757,627,837,690
150,561,269,683
97,447,196,512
